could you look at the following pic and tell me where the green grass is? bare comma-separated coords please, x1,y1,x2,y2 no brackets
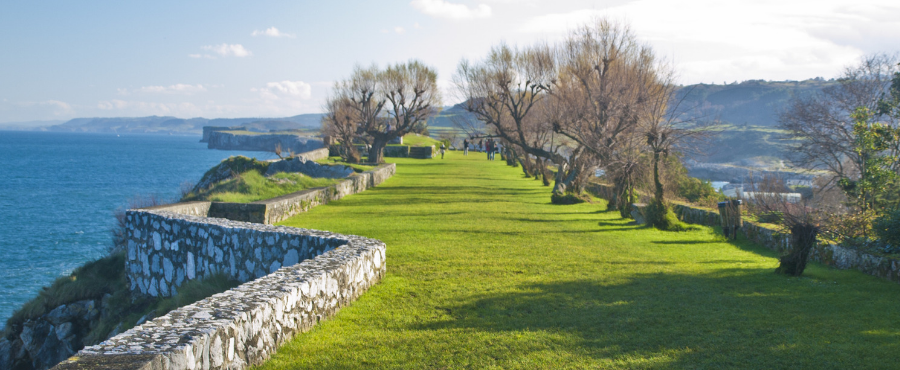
402,133,441,147
191,170,344,203
316,157,376,172
4,253,127,337
257,152,900,369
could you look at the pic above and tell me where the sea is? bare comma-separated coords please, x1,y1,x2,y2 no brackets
0,131,277,328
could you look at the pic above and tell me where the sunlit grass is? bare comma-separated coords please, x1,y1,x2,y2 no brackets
257,152,900,369
202,171,342,203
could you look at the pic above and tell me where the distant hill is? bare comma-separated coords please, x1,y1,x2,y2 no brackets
676,78,833,127
3,114,327,135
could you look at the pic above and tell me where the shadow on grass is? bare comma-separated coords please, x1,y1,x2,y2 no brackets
411,270,900,367
651,240,722,245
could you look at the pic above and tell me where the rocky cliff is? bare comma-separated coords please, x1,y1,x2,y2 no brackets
1,299,105,370
206,131,323,153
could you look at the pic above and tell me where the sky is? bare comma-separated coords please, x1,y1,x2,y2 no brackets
1,0,899,123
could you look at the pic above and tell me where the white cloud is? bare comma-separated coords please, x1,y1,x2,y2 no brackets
515,0,900,84
96,99,203,115
252,80,312,100
125,84,209,95
252,27,295,38
201,44,252,57
414,22,421,29
395,26,406,34
410,0,492,20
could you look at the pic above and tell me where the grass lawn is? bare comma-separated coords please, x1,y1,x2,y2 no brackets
257,152,900,369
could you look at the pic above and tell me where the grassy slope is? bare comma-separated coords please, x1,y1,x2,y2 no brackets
259,153,900,369
190,171,343,203
401,133,441,147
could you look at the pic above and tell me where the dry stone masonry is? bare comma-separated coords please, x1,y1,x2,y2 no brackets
51,150,394,370
584,183,900,285
57,228,384,369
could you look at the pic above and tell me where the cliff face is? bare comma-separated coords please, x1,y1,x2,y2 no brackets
200,126,244,143
206,131,324,153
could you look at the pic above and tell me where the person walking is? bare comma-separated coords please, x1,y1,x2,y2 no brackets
440,142,446,159
486,139,493,160
463,138,469,156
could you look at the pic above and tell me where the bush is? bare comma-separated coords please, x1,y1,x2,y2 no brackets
757,211,784,224
677,177,724,208
874,209,900,252
644,200,699,232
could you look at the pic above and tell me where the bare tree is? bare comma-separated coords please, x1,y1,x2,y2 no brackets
550,19,648,166
321,92,363,163
747,174,823,276
369,60,442,163
455,43,583,196
779,54,900,207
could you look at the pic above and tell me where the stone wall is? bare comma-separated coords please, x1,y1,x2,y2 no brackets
124,162,396,297
56,222,385,370
355,145,410,158
296,147,329,161
44,149,393,370
584,188,900,285
177,163,396,225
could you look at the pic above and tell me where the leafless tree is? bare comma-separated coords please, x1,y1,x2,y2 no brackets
321,92,363,163
779,54,900,190
324,61,442,164
747,174,823,276
455,43,588,196
371,60,443,163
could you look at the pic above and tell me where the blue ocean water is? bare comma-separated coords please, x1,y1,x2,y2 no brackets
0,131,277,327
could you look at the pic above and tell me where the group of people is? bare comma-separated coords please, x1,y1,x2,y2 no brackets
462,138,501,160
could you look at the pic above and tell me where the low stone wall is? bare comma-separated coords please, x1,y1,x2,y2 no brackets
355,145,410,158
193,163,396,225
672,204,900,284
296,147,329,161
409,146,435,159
584,187,900,285
44,150,392,370
124,162,396,297
57,221,385,369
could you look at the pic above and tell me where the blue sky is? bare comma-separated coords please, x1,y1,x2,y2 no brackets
1,0,898,123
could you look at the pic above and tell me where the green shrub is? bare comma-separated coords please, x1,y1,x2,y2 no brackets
678,177,723,204
644,200,699,232
758,211,785,224
874,209,900,252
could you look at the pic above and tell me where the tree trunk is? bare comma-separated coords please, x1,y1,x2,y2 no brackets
369,137,388,164
776,224,818,276
519,152,535,177
652,151,664,204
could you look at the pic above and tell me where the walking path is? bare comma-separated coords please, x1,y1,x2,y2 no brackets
259,152,900,369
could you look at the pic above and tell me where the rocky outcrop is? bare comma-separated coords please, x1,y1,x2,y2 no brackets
2,299,103,370
206,131,323,153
